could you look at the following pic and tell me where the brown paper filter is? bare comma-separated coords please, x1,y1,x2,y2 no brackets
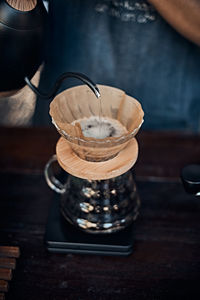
50,85,144,162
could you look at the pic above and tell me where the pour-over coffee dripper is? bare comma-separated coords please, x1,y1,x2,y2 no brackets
49,85,144,163
43,83,144,255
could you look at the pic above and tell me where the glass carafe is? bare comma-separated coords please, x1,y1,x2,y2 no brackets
45,155,140,234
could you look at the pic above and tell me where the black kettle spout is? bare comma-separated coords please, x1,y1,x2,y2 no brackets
25,72,100,100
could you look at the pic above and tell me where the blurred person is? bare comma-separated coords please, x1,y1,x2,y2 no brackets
2,0,200,131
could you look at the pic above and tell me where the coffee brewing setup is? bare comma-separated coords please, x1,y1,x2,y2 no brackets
0,0,145,256
43,84,144,256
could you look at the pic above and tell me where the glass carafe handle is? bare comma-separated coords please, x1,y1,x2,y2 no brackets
44,155,66,194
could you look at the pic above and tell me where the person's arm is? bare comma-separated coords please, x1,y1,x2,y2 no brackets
148,0,200,46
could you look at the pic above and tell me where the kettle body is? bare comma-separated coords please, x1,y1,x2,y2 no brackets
0,0,47,94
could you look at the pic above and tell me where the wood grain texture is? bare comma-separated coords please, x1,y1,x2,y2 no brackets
0,258,16,270
0,293,5,300
6,0,37,11
0,247,19,259
56,137,138,180
0,173,200,299
0,128,200,299
1,127,200,180
0,269,12,281
0,280,8,292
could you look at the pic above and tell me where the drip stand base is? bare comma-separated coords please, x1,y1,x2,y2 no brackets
44,195,135,256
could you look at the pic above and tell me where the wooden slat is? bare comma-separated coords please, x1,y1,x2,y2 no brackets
0,269,12,281
0,247,20,258
0,280,8,293
0,293,5,300
0,258,16,270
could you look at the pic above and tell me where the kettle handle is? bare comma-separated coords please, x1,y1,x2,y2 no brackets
25,72,100,100
44,155,66,194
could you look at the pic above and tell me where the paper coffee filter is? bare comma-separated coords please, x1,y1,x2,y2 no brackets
50,84,144,144
118,94,144,134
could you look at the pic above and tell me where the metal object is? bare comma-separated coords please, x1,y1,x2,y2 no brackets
0,0,47,94
25,72,100,100
181,164,200,196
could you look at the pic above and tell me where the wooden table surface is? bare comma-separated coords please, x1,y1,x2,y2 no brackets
0,127,200,300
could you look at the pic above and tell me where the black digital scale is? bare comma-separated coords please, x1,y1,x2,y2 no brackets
44,195,135,256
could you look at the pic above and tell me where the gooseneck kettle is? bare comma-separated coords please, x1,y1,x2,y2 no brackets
0,0,47,96
0,0,100,99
